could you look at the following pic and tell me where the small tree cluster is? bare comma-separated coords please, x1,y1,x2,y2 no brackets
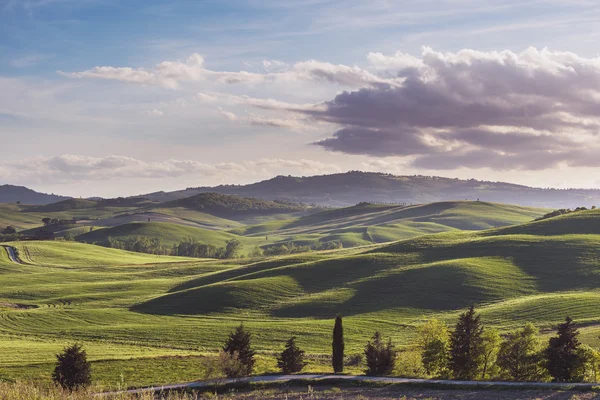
418,308,594,383
106,236,243,259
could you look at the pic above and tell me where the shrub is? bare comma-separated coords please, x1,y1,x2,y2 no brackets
418,319,449,377
277,336,306,373
222,324,256,377
364,331,396,376
52,343,92,391
497,323,544,381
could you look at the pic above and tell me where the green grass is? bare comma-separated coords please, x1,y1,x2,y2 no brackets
75,222,287,256
0,202,593,390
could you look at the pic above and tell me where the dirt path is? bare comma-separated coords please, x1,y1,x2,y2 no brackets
2,245,21,264
104,374,600,396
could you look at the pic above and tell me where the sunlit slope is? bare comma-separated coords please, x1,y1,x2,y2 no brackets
76,222,284,255
138,218,600,324
10,241,193,267
486,208,600,236
233,201,547,245
3,209,600,387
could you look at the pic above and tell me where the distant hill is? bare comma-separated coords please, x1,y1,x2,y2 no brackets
157,192,313,219
0,185,69,205
27,198,98,212
137,171,600,209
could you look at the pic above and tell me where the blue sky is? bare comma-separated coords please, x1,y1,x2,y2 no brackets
2,0,600,197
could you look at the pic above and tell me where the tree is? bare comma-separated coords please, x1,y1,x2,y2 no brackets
1,226,16,235
418,319,449,377
224,238,243,259
222,324,256,377
576,344,600,382
364,331,396,376
42,218,51,226
52,343,92,391
332,315,344,373
480,328,501,380
497,323,544,381
449,306,485,380
544,316,584,382
277,336,306,373
64,232,75,242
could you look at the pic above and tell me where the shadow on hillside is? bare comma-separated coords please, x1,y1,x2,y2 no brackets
133,233,600,319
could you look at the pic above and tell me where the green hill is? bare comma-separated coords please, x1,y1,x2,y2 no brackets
75,221,282,255
0,201,595,389
159,192,312,220
233,201,547,249
77,222,242,246
27,198,98,213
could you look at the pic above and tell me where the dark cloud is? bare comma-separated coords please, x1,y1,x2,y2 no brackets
314,127,434,157
310,47,600,170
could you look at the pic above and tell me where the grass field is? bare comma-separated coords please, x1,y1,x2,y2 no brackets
0,205,599,389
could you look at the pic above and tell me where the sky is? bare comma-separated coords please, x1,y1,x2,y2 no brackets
2,0,600,197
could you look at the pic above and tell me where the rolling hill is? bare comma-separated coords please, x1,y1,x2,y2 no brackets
158,192,313,220
0,206,600,387
0,184,69,205
76,221,274,252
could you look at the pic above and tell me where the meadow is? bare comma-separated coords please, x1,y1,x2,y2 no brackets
4,199,600,389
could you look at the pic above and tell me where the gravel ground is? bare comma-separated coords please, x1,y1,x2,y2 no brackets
217,386,600,399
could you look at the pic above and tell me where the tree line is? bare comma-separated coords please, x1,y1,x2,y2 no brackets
45,307,598,392
106,236,244,259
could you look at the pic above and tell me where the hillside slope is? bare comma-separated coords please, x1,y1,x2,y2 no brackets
233,201,547,247
158,192,312,220
136,210,600,331
0,185,69,205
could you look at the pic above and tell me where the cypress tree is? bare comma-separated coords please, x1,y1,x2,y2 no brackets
277,336,306,373
332,315,344,373
544,316,583,382
449,305,485,380
52,343,92,391
223,324,256,376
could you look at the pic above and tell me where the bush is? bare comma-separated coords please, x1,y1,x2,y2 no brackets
418,319,449,377
364,331,396,376
217,351,247,378
277,336,306,373
222,324,256,377
52,343,92,391
497,323,545,381
395,350,426,378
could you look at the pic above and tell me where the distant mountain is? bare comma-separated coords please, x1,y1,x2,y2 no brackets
157,192,312,219
0,185,69,205
140,171,600,209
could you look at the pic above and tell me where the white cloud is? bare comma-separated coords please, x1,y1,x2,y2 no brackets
60,54,207,89
219,109,305,130
0,154,341,183
61,53,398,89
143,108,164,117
